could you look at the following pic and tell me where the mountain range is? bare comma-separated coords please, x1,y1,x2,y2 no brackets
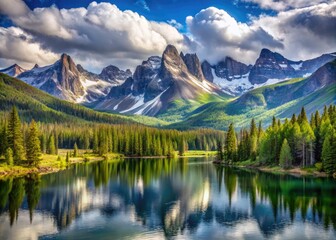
1,45,335,129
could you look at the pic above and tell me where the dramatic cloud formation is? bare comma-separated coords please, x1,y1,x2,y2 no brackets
0,0,335,71
186,7,283,64
242,0,332,11
0,26,58,67
253,2,336,61
0,1,190,71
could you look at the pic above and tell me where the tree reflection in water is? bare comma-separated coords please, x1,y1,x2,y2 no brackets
0,158,335,239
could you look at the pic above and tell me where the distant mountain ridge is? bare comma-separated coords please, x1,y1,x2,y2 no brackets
1,54,131,103
0,46,335,118
201,49,336,95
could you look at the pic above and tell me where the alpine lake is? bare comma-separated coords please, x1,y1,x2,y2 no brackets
0,157,336,240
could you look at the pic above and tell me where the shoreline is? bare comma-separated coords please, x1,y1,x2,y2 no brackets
0,156,109,179
0,151,216,179
213,161,329,177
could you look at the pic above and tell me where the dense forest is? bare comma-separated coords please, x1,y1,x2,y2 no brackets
217,105,336,175
0,106,224,167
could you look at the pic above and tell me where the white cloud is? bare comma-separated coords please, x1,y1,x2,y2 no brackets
0,0,335,72
186,7,283,64
242,0,333,11
252,3,336,61
0,26,58,68
0,1,190,72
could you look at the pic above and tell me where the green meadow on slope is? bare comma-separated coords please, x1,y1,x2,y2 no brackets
0,73,167,126
170,78,336,130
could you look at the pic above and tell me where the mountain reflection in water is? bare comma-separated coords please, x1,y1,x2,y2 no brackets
0,157,335,239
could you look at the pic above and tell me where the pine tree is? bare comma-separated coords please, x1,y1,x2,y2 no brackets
178,137,187,156
26,120,42,166
47,135,56,155
5,148,14,167
322,129,336,175
298,107,308,124
225,123,237,164
7,106,25,163
279,138,293,169
217,141,224,162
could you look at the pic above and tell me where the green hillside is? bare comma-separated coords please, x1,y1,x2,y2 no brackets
156,92,231,122
0,73,136,124
170,80,336,130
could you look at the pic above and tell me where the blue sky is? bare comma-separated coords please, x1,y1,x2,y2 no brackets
0,0,334,72
22,0,273,25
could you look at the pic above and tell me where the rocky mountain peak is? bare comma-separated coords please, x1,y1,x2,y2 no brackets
32,64,39,69
99,65,132,83
160,44,189,81
181,52,205,81
60,53,78,74
214,56,251,80
0,63,26,77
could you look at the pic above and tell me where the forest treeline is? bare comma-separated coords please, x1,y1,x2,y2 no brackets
0,106,224,166
217,105,336,175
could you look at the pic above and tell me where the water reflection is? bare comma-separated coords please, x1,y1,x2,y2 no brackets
0,158,335,239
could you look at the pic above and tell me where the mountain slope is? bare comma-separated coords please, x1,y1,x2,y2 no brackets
170,59,336,130
249,49,335,84
229,59,336,113
0,73,135,124
94,45,228,116
203,49,335,96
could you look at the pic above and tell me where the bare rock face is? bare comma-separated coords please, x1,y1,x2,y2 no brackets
201,60,214,82
58,54,84,96
180,52,205,81
99,65,132,84
214,57,251,81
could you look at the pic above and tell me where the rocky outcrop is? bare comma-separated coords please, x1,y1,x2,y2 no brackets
99,65,132,84
214,57,251,81
201,60,214,82
180,52,205,80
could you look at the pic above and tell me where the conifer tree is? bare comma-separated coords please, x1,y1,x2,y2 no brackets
47,135,56,155
7,106,25,163
225,123,237,164
217,141,224,161
26,120,42,166
178,137,187,156
5,148,13,167
322,130,336,175
279,138,293,169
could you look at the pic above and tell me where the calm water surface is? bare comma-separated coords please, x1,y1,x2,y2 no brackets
0,157,336,240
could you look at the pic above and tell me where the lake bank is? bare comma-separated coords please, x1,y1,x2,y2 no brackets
213,160,329,177
0,150,124,179
0,150,217,179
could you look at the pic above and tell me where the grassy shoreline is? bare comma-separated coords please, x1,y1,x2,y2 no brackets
0,150,216,179
0,149,123,179
214,159,329,177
